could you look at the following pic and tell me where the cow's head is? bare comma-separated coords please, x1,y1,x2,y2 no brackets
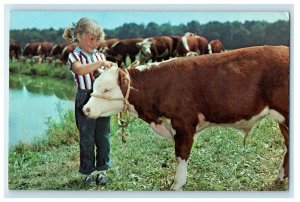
83,66,129,118
137,39,153,57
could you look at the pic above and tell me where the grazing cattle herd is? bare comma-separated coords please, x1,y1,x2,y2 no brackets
9,33,225,66
10,32,289,190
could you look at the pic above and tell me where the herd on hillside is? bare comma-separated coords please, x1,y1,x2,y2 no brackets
9,32,225,67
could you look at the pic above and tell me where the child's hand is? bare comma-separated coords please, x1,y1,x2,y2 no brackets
102,61,114,68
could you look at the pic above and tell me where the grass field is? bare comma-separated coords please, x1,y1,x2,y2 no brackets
9,61,73,80
8,110,288,191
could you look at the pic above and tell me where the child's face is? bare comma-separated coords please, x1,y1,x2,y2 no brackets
77,33,100,54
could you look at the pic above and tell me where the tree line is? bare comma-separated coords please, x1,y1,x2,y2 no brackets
10,20,289,50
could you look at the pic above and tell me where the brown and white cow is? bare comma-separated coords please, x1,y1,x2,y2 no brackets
98,38,119,53
60,42,79,64
23,41,53,63
170,36,181,57
23,42,41,58
175,35,209,57
135,36,173,64
83,45,289,191
208,39,225,54
50,42,72,60
104,38,143,67
37,41,53,62
9,43,22,61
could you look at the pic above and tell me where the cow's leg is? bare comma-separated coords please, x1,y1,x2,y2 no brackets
277,122,289,182
170,124,195,190
268,109,289,182
171,156,188,191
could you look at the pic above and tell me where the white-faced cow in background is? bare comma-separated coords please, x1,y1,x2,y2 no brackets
135,36,173,64
83,45,289,191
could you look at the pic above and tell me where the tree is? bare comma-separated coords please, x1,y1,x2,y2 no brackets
145,22,160,37
114,23,145,39
265,20,290,46
9,20,290,50
186,20,201,35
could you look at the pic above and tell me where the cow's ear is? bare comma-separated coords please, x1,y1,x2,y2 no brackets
93,70,101,78
118,70,129,97
136,42,142,47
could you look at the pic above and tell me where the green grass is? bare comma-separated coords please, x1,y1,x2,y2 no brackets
8,111,288,191
9,61,73,80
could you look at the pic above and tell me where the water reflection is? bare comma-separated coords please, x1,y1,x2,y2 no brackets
9,73,76,100
9,73,76,147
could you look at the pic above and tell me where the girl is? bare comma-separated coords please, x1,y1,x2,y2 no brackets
63,17,113,186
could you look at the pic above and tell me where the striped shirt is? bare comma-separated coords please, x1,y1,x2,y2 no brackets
67,47,105,90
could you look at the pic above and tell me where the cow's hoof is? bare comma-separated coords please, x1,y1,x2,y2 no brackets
274,166,287,184
274,177,287,185
170,183,182,191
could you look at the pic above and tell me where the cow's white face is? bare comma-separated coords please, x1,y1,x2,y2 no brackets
83,66,124,118
137,39,153,57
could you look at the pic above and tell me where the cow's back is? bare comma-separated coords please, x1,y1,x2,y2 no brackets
130,46,289,124
114,38,143,55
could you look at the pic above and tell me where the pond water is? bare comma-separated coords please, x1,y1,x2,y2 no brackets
9,74,76,147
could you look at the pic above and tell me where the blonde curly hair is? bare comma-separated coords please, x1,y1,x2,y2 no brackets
63,17,105,43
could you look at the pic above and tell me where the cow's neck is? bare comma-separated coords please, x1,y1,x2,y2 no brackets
125,68,164,124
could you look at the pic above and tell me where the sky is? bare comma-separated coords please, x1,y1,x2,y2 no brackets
9,11,289,30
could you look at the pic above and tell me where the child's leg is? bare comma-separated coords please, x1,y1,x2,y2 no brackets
75,90,97,174
95,116,111,171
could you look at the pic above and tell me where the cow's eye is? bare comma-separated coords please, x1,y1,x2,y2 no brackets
104,89,111,93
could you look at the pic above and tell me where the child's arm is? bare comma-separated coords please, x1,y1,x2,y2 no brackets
72,60,112,75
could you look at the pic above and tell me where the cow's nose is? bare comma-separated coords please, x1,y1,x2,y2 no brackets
83,106,90,116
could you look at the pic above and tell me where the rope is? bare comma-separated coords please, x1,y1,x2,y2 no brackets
90,68,133,143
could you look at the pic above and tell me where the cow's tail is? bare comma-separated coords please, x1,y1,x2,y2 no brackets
208,43,212,54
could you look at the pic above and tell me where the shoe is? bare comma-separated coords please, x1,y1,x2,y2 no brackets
84,174,95,186
96,171,108,185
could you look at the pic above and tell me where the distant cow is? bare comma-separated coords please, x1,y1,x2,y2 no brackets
170,36,181,57
104,38,143,67
135,36,173,64
184,32,196,37
60,42,79,64
23,41,53,63
175,35,209,57
98,38,119,53
208,39,225,54
23,42,41,58
50,42,72,59
83,45,289,191
9,43,21,61
37,42,53,61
